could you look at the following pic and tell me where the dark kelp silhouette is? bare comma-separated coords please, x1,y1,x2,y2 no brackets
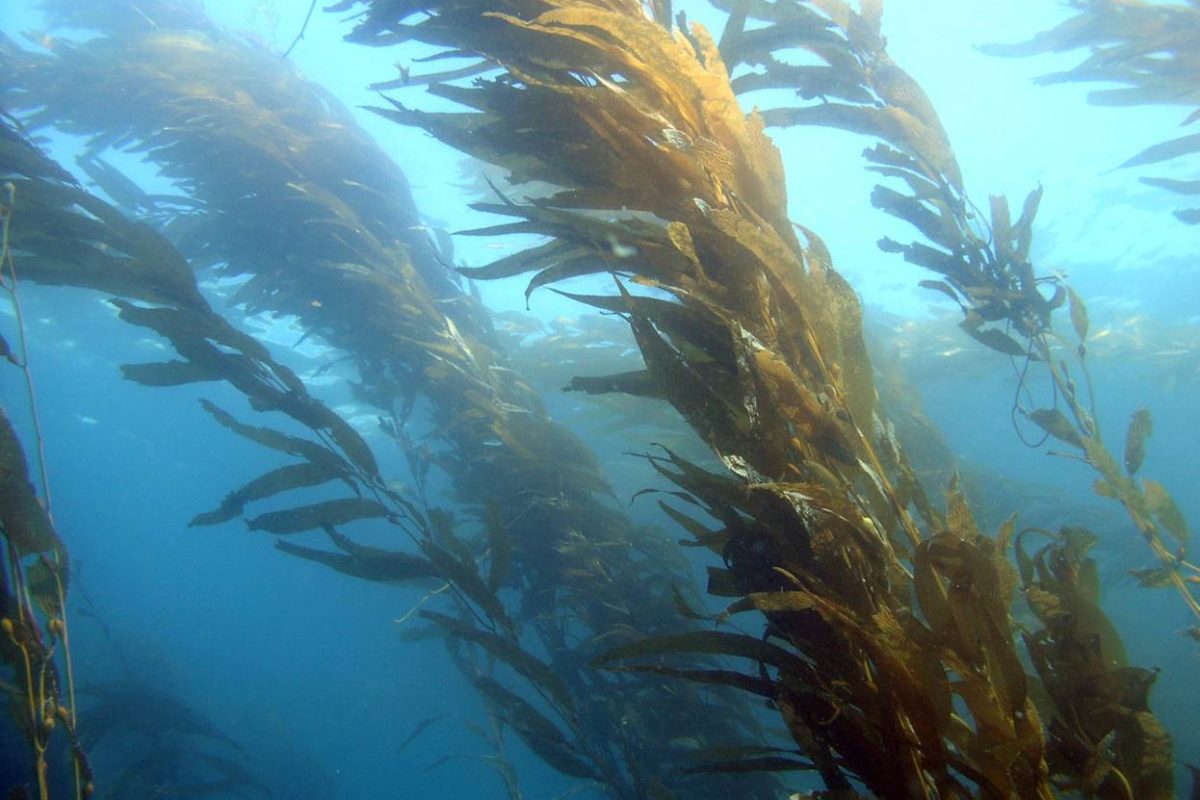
78,681,269,800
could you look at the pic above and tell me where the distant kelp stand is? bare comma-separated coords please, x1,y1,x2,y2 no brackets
0,158,92,797
983,0,1200,225
2,3,782,797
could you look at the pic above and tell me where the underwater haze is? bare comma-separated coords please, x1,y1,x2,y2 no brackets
1,0,1198,798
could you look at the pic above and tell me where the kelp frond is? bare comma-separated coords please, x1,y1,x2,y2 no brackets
740,0,1199,632
346,0,1061,794
983,0,1200,224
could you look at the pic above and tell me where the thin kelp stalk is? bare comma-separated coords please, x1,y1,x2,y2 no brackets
339,0,1054,794
0,177,91,800
719,0,1197,632
3,4,780,796
0,206,88,800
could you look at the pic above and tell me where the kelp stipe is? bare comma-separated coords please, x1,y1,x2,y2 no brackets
0,163,91,798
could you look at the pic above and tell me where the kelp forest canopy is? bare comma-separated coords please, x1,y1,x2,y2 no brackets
0,0,1196,799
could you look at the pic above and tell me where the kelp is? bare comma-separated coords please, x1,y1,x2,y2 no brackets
0,409,88,800
0,110,206,311
79,681,269,800
1016,528,1174,800
8,0,1189,797
0,408,61,560
5,4,780,797
1,158,90,799
731,0,1198,631
709,0,1186,791
981,0,1200,224
335,0,1069,794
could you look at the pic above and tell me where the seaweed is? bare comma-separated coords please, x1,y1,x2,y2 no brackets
4,4,783,797
712,0,1197,630
1017,528,1174,799
335,0,1068,793
1,154,90,800
982,0,1200,224
6,0,1192,797
79,681,269,800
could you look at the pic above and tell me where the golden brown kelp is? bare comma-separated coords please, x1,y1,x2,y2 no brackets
719,1,1185,792
981,0,1200,224
5,5,780,796
0,157,91,797
1016,528,1173,800
337,0,1064,794
725,0,1199,631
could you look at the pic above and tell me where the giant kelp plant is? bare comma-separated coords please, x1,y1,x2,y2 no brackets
722,0,1199,631
334,0,1186,796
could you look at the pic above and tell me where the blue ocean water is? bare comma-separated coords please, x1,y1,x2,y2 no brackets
1,1,1197,798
